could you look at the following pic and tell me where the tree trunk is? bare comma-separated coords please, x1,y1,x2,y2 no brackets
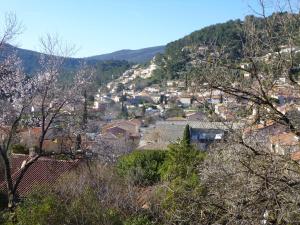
0,148,15,209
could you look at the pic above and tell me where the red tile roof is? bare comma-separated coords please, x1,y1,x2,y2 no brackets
102,119,141,137
0,154,82,197
106,126,127,137
0,154,30,185
291,151,300,161
270,132,299,146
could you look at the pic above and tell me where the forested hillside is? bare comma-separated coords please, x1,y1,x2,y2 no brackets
87,46,165,63
0,44,131,90
0,44,160,76
153,12,300,81
93,60,132,86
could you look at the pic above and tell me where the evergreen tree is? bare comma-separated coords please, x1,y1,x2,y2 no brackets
160,125,205,181
141,104,146,117
120,94,127,114
82,90,88,129
75,134,82,150
182,124,191,146
185,72,188,90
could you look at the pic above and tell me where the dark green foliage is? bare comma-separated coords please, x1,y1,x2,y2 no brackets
153,13,300,82
116,83,125,93
160,174,206,225
0,44,132,77
87,94,95,103
120,102,129,119
82,90,88,129
134,77,161,91
12,192,66,225
3,189,124,225
117,150,167,186
93,60,131,87
182,125,191,146
166,19,244,59
0,163,161,224
160,141,205,181
57,60,131,90
141,104,146,117
158,140,206,224
2,190,157,224
124,215,154,225
11,144,29,155
152,19,244,81
75,134,82,150
87,46,165,63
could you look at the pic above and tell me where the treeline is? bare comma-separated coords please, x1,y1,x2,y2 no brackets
0,44,131,90
92,60,131,86
58,60,131,91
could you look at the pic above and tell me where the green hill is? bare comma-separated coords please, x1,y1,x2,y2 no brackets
153,13,300,81
86,46,165,63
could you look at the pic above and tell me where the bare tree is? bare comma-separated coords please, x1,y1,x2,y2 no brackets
0,13,36,209
156,1,300,224
193,0,300,137
33,34,92,153
56,162,140,217
0,13,23,48
92,136,135,163
197,138,300,225
9,34,94,206
0,27,94,208
187,1,300,224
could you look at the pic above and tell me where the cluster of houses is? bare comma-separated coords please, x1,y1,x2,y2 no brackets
1,46,300,203
91,47,300,159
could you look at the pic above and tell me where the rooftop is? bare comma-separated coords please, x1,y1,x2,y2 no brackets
0,154,82,197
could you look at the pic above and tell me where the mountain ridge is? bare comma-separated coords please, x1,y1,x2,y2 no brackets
86,45,165,63
0,44,165,75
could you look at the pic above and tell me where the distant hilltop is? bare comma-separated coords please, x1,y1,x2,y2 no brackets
0,44,165,75
86,46,165,63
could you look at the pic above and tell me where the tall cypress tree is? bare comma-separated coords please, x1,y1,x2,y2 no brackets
75,134,82,150
182,124,191,146
82,90,88,129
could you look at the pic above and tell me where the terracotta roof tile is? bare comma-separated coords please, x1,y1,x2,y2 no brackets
270,132,299,146
0,155,82,197
291,151,300,161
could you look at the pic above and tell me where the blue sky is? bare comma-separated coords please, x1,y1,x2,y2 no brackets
0,0,261,57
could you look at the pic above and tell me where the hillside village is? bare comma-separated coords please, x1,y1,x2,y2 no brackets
89,45,300,157
1,43,300,208
1,4,300,224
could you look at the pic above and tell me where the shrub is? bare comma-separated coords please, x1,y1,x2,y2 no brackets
158,140,207,224
11,144,29,154
117,150,166,186
160,140,205,181
13,191,66,225
160,175,206,225
5,189,124,225
124,215,153,225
